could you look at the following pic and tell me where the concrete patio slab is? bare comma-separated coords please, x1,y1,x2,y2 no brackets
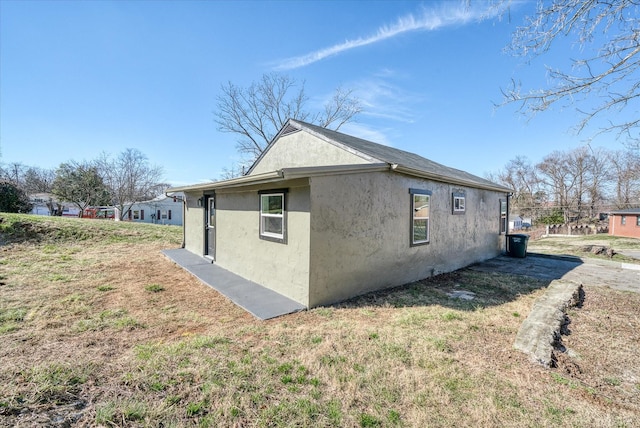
162,248,306,320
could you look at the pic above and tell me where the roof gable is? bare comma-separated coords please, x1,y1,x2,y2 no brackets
165,120,511,194
247,121,374,175
248,119,510,192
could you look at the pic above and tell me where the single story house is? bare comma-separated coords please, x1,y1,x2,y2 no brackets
168,119,513,309
609,208,640,239
29,193,80,217
124,194,184,226
29,193,54,216
509,216,523,231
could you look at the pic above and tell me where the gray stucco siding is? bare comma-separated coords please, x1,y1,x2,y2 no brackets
307,171,507,307
183,191,205,255
214,180,311,306
250,131,372,175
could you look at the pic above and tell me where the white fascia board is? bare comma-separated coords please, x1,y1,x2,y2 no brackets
167,171,284,193
168,164,392,194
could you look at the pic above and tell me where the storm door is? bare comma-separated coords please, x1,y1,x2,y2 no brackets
205,195,215,260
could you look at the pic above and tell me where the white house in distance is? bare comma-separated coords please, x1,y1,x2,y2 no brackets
29,193,52,215
168,119,513,309
29,193,81,217
124,194,183,226
509,216,523,231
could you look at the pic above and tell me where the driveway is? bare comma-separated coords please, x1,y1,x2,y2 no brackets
469,253,640,294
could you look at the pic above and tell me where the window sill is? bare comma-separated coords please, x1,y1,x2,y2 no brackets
260,234,286,244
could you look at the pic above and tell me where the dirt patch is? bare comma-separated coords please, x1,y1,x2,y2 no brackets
554,286,640,412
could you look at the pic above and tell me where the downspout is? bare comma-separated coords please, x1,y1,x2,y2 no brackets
181,196,186,248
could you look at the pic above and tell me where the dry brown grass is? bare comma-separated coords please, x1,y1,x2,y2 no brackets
0,214,638,427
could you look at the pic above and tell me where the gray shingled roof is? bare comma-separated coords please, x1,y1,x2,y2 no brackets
609,208,640,215
289,119,511,192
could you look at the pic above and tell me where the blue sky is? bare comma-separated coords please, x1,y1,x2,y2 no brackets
0,0,623,186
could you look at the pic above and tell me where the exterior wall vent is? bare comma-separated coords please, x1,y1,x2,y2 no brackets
281,124,299,136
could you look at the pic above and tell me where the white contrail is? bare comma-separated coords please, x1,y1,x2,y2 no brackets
273,2,504,70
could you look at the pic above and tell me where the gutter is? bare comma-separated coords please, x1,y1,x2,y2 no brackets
167,164,390,193
168,162,511,194
167,170,284,193
506,192,512,253
393,165,513,193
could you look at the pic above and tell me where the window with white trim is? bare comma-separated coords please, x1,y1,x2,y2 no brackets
260,191,286,242
621,215,627,225
410,189,431,245
452,192,465,214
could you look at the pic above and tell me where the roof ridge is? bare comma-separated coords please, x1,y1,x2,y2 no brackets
290,119,509,191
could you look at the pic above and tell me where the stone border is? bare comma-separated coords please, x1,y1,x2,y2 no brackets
514,280,583,367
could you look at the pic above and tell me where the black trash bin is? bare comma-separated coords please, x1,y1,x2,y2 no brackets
507,234,529,258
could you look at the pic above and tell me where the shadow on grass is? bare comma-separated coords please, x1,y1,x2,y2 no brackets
333,254,584,312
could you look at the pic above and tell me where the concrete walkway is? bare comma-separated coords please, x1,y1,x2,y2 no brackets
162,248,306,320
619,250,640,262
469,253,640,293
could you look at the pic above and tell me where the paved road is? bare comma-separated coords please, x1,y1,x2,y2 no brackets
469,253,640,293
619,250,640,260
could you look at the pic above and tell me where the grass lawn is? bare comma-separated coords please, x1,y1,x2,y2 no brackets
0,213,638,427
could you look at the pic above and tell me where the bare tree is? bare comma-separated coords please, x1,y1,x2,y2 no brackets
497,146,622,223
566,146,592,221
537,147,614,222
609,148,640,209
215,73,362,171
0,162,27,186
96,149,164,220
503,0,640,144
583,146,613,218
219,163,247,181
312,86,363,130
493,156,545,219
536,151,577,223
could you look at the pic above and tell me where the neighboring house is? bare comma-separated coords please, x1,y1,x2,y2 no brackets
609,208,640,239
168,119,513,309
124,194,183,226
509,216,523,231
29,193,53,215
29,193,79,217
